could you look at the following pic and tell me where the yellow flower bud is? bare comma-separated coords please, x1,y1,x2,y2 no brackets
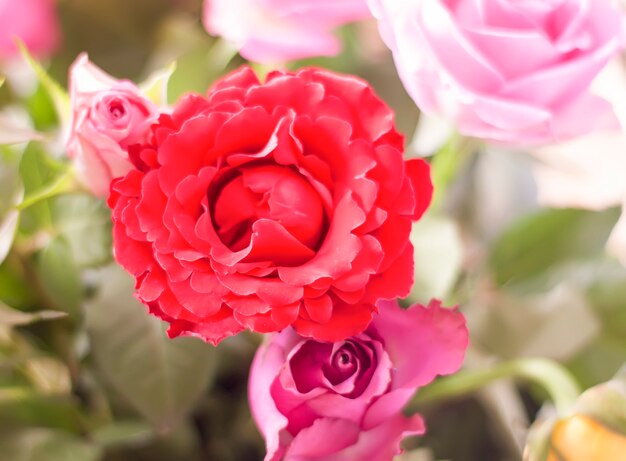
547,414,626,461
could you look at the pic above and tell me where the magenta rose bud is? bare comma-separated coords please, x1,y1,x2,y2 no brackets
248,299,469,461
0,0,60,58
368,0,625,144
203,0,371,63
66,53,158,197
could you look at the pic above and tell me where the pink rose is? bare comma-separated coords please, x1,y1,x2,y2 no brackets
368,0,625,144
248,300,468,461
203,0,371,63
0,0,60,58
66,54,158,197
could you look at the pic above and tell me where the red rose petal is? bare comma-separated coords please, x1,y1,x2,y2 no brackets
303,294,333,324
223,293,271,316
370,213,412,272
406,158,433,220
332,235,383,293
169,278,223,317
293,298,374,342
209,65,259,94
217,272,304,306
136,269,165,302
167,305,244,346
364,244,415,302
112,220,154,276
278,191,364,285
245,219,316,266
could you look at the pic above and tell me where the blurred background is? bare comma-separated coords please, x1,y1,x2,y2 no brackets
1,1,625,460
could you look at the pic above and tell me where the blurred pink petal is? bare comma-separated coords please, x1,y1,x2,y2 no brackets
203,0,370,63
0,0,60,58
368,0,624,144
533,132,626,210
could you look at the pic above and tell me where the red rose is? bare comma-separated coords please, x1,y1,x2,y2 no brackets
108,66,432,345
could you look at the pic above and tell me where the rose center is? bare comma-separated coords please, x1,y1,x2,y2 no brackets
212,164,326,253
108,99,126,119
324,344,360,385
97,95,131,128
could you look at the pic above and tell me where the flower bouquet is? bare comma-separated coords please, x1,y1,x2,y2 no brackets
1,0,626,460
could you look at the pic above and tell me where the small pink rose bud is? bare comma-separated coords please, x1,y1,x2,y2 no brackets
66,54,158,197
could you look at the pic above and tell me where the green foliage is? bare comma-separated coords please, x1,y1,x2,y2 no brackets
85,266,218,432
18,143,66,234
17,40,69,128
35,237,82,318
489,208,619,288
0,428,101,461
0,3,625,460
50,194,112,268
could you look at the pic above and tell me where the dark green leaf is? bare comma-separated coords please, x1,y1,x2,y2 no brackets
35,237,82,317
18,144,66,234
0,261,37,308
50,194,112,268
0,389,84,433
0,428,101,461
85,265,218,432
489,208,619,287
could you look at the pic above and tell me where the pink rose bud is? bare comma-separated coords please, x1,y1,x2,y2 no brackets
203,0,371,63
248,300,469,461
66,54,158,197
368,0,625,144
0,0,60,58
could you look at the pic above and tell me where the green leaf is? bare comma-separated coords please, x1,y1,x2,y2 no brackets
0,389,84,433
0,301,66,326
91,421,154,449
17,170,75,212
412,357,581,415
18,144,66,233
427,134,479,210
473,284,600,361
35,237,82,317
0,262,37,309
489,208,619,287
50,194,112,268
568,336,626,389
564,262,626,387
0,428,101,461
85,265,218,432
25,83,59,131
16,40,70,128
